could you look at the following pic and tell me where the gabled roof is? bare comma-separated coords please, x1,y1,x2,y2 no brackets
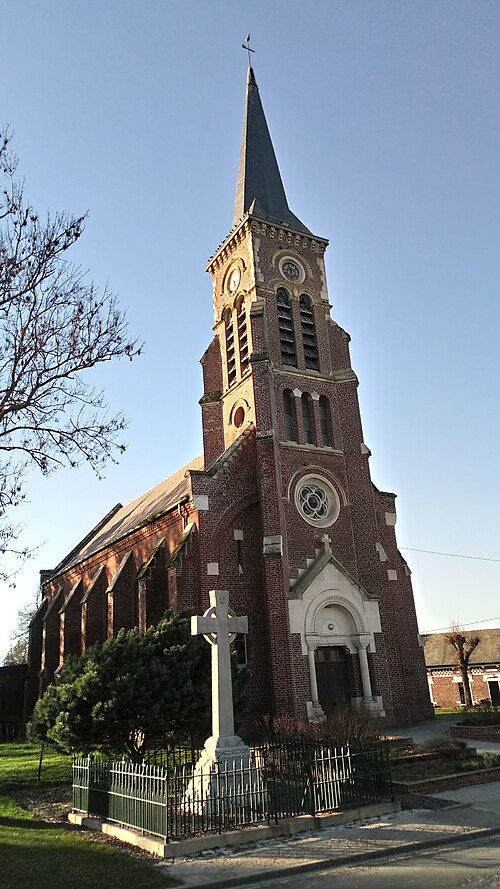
233,68,312,235
423,630,500,668
289,537,374,602
49,455,204,579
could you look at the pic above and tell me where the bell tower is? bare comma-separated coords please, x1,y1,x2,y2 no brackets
199,66,433,722
201,67,332,462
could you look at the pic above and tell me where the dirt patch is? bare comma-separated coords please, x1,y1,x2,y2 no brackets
391,752,500,781
9,784,72,823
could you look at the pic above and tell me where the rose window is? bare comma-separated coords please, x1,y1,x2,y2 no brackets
295,475,340,528
299,484,329,520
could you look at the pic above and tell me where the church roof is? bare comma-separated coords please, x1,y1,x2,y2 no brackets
233,67,312,235
423,630,500,668
49,455,204,578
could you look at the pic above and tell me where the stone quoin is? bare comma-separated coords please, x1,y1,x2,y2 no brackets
28,65,434,727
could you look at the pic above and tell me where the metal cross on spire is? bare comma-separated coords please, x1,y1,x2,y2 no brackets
242,34,255,67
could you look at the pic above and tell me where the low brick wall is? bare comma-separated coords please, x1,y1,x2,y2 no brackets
383,737,415,751
392,765,500,795
450,725,500,742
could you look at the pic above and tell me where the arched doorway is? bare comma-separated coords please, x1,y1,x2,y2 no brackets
314,646,351,716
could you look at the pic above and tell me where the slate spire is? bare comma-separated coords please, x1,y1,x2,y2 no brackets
233,68,311,235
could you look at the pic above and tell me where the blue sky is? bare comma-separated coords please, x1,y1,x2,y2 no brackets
1,0,500,658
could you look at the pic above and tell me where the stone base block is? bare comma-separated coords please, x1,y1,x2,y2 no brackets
182,734,264,816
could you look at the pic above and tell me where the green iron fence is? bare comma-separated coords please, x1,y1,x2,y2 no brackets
73,738,392,841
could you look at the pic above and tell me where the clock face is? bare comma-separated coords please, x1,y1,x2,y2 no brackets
282,260,300,281
228,268,240,293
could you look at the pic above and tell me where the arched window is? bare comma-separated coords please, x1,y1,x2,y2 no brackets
277,288,297,367
319,395,333,447
236,296,249,375
299,294,319,370
283,389,298,442
224,308,236,387
301,393,314,444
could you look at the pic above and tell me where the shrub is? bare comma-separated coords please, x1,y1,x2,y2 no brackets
420,737,471,761
261,708,380,744
458,704,500,726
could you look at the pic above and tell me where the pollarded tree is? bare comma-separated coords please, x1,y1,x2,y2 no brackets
445,624,481,709
0,130,141,576
29,610,249,763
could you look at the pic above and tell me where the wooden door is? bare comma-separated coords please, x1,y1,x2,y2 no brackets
315,646,350,717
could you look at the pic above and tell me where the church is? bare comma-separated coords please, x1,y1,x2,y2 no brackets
28,67,433,727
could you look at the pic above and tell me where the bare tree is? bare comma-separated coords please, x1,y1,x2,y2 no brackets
2,588,39,664
3,636,29,665
445,623,481,708
0,131,141,576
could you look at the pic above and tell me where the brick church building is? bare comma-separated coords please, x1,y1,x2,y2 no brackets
28,67,433,726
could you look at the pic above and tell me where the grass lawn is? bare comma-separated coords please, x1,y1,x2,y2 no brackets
0,744,179,888
0,742,72,788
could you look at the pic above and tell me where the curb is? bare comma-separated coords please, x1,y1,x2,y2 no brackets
70,799,401,859
180,825,500,889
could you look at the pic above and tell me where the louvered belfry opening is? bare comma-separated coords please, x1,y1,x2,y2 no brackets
319,395,333,447
277,288,297,366
225,308,237,386
301,393,314,444
236,297,249,374
283,389,298,441
300,294,319,370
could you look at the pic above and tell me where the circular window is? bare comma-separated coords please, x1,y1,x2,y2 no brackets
282,261,300,281
233,406,245,428
278,255,305,284
294,475,340,528
227,266,240,293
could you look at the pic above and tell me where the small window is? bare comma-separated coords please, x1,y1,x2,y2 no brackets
300,295,319,370
233,406,245,428
283,389,298,442
458,682,465,705
277,288,297,367
236,296,249,375
301,393,314,444
225,308,236,387
319,396,333,447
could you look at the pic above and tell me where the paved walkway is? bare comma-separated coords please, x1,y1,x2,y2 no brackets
433,779,500,813
159,792,500,888
388,715,500,753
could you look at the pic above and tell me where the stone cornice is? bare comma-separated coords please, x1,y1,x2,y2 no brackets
271,365,358,385
206,219,252,273
250,217,328,254
206,213,329,273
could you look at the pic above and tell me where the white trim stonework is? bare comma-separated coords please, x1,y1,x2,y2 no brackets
289,557,384,720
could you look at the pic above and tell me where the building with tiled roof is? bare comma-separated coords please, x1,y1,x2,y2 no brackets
423,630,500,708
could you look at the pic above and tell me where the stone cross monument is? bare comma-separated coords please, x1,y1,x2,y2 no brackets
191,589,248,759
185,590,252,812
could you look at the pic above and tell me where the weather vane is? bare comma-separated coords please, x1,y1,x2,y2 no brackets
242,34,255,67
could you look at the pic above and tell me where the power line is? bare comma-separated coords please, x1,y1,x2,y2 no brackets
421,615,500,634
401,547,500,564
400,547,500,632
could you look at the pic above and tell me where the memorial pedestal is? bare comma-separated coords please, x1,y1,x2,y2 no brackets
183,734,265,816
